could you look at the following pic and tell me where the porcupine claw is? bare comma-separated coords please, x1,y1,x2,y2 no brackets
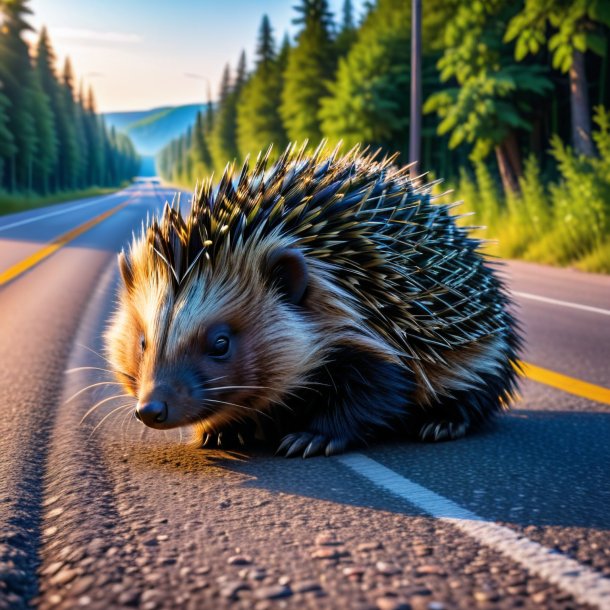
277,432,349,458
419,420,468,442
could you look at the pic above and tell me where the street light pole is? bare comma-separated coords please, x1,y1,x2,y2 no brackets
409,0,422,176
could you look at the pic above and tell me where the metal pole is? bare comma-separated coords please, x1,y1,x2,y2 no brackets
409,0,422,175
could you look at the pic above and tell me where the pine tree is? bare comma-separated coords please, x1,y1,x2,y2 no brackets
280,0,336,144
58,58,80,190
335,0,357,56
29,69,57,193
0,89,16,188
320,0,410,153
0,0,37,191
190,110,212,178
210,61,241,173
237,16,287,159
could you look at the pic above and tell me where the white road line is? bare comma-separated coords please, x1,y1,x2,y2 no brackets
0,191,125,233
339,453,610,609
513,291,610,317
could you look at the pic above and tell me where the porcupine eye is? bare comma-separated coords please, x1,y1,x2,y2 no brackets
206,323,232,359
140,334,146,353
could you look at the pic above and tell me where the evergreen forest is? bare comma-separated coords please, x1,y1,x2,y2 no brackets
0,0,140,204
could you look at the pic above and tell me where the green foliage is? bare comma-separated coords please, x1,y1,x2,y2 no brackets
505,0,610,72
455,107,610,271
320,0,410,152
280,0,336,143
424,0,553,163
210,62,240,173
237,16,287,160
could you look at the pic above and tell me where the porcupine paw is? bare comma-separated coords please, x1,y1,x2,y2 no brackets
276,431,349,458
418,419,468,442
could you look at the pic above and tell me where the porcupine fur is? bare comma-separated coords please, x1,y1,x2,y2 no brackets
106,143,522,457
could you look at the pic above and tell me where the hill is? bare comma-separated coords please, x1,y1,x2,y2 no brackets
103,104,206,156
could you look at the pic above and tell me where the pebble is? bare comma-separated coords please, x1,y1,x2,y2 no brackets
156,535,169,542
376,561,402,576
292,580,322,594
118,590,141,606
253,584,292,600
358,541,383,552
375,596,411,610
415,565,445,576
227,554,252,566
342,566,366,581
77,595,92,606
69,576,95,597
413,545,432,557
41,561,64,576
315,533,341,546
50,567,78,586
473,590,498,602
531,591,548,604
311,548,348,560
220,580,250,599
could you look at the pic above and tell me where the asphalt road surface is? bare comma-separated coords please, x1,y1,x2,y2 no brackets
1,183,609,610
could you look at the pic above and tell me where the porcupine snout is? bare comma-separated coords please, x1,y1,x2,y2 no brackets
135,400,168,426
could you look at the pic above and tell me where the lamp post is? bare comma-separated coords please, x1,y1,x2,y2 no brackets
409,0,422,176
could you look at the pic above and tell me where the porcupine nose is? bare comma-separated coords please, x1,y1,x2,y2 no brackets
135,400,168,426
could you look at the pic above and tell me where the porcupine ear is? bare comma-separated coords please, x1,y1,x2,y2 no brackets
118,250,134,290
267,248,308,305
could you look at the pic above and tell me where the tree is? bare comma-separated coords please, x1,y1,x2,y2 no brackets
58,57,80,190
320,0,410,153
504,0,610,157
210,55,247,173
0,89,16,186
335,0,358,56
423,0,553,194
0,0,36,190
237,16,287,159
31,28,58,193
190,110,212,178
280,0,336,143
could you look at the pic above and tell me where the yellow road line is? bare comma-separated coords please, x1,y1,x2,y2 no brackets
0,200,129,286
519,360,610,406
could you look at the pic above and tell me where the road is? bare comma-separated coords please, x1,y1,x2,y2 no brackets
0,183,609,610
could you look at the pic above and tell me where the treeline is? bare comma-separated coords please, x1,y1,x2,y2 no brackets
158,0,610,272
0,0,139,196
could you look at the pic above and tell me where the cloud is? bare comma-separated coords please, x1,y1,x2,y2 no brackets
52,27,142,44
184,72,206,80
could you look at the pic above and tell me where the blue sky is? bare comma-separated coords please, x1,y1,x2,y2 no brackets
29,0,365,113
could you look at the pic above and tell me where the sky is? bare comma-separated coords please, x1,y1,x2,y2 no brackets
28,0,365,114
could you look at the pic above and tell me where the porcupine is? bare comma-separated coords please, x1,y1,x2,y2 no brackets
105,143,521,458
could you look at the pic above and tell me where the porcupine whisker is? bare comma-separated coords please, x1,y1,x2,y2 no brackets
65,381,125,405
66,366,117,376
80,393,134,425
202,398,275,422
77,343,114,365
88,403,134,438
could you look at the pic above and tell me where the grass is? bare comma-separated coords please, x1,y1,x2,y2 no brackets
0,186,122,217
450,106,610,274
